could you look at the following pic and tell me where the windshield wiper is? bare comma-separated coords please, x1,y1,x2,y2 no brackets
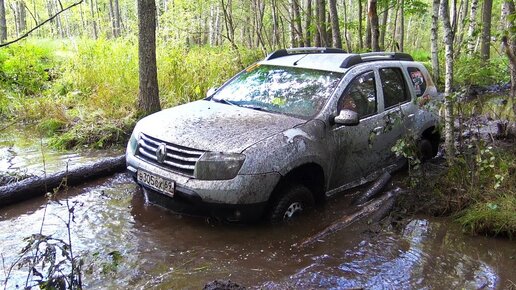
213,98,237,106
239,104,267,111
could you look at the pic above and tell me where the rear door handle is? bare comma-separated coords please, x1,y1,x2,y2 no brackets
407,113,415,119
373,126,383,134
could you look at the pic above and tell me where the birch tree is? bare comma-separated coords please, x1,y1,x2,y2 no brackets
440,0,455,159
466,0,477,54
480,0,493,61
0,0,6,42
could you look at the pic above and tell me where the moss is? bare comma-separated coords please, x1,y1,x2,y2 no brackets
457,194,516,239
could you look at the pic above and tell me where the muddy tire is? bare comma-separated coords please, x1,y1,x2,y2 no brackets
418,138,435,161
268,184,314,223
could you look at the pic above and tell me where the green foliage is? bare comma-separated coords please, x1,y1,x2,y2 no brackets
0,39,262,149
455,55,510,87
457,194,516,238
37,118,66,137
0,41,56,97
400,141,516,238
158,45,262,107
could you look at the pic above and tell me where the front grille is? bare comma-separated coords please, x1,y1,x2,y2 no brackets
136,133,205,177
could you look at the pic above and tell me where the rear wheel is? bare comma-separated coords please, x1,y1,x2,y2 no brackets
268,184,314,223
418,138,434,161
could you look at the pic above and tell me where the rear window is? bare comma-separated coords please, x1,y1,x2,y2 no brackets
407,67,427,97
379,68,410,109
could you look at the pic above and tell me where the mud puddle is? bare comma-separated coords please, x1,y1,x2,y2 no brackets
1,173,514,289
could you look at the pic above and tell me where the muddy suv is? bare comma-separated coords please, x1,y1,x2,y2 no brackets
126,48,439,223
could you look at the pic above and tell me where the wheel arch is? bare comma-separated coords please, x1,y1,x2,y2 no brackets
268,162,326,205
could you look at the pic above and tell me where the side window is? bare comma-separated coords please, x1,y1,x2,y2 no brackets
379,68,410,109
338,71,377,118
407,67,427,97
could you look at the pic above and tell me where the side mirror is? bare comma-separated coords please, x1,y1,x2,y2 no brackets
334,109,359,126
206,87,218,98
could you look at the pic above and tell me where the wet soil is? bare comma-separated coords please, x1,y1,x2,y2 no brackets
1,173,515,289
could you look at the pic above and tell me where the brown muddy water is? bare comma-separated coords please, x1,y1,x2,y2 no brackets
1,172,515,289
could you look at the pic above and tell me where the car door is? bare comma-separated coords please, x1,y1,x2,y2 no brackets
328,65,415,192
329,69,384,190
376,66,418,165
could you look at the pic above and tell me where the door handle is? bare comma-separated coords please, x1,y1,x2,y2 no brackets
407,113,415,119
373,126,383,134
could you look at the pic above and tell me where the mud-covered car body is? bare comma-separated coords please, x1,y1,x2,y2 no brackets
126,48,439,222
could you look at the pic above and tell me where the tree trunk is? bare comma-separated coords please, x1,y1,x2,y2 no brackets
89,0,98,39
379,3,388,50
358,0,363,49
137,0,161,116
343,0,351,51
315,0,326,46
480,0,492,61
466,0,477,54
272,0,280,47
502,0,516,110
398,0,404,51
365,14,371,50
431,0,440,84
368,0,379,51
289,0,296,46
16,1,26,33
327,0,341,48
0,0,6,42
453,0,469,59
293,0,304,47
441,0,455,159
304,0,311,46
114,0,122,36
109,0,116,37
0,156,125,207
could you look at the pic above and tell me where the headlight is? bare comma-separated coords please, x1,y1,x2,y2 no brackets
127,132,140,155
194,152,245,180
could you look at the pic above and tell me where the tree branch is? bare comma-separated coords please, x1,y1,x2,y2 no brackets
0,0,83,48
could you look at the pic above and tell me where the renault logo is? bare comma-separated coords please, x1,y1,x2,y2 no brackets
156,143,167,163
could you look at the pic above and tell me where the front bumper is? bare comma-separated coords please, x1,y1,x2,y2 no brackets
126,153,280,221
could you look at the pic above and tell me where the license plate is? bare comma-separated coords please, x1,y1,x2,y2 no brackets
137,170,175,197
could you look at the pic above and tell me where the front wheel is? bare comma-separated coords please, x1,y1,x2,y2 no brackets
268,184,314,223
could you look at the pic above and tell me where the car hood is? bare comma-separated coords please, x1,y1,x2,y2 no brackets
136,100,306,152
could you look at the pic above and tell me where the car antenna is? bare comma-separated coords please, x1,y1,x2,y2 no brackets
293,54,308,66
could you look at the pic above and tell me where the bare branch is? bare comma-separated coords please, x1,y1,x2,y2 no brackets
0,0,83,48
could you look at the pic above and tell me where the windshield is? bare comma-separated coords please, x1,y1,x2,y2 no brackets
212,64,343,118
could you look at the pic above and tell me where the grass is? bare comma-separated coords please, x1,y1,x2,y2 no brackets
395,94,516,238
0,38,262,149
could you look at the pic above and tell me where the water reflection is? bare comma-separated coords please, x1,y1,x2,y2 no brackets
0,173,514,289
0,127,123,177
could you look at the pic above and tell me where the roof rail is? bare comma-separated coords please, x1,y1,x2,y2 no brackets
360,52,414,61
265,47,347,60
340,52,414,68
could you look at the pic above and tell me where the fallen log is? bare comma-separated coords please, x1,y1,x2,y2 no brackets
0,155,126,207
297,187,401,249
353,171,392,205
